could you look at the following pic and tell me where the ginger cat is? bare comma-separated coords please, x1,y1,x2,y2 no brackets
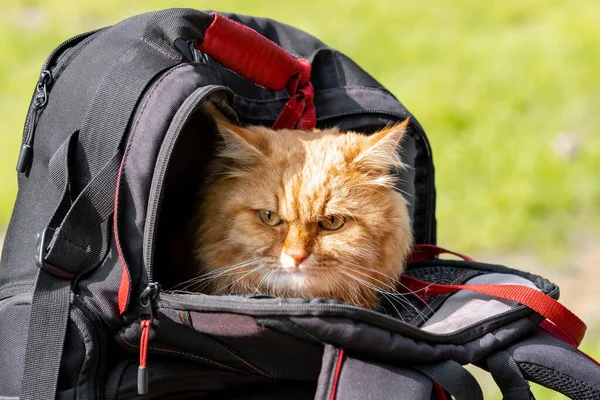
193,104,412,308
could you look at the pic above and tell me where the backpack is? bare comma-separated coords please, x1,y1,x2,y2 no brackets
1,8,599,400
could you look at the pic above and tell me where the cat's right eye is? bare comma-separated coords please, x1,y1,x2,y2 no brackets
257,210,283,226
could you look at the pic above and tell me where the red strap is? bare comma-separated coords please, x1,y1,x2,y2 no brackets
401,275,587,346
198,14,316,130
139,320,151,368
407,244,474,264
273,58,316,130
198,13,300,91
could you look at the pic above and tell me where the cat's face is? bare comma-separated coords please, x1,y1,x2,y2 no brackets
194,115,412,308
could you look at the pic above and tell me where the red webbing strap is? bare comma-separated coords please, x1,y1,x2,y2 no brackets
407,244,474,264
401,275,587,346
198,13,316,130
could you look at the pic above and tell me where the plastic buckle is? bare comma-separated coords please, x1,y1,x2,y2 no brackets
37,227,75,280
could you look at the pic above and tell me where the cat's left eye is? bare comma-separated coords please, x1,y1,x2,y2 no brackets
258,210,283,226
319,215,346,231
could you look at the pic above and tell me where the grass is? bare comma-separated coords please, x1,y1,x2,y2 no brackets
0,1,599,398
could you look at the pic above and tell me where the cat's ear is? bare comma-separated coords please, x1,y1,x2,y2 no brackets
353,119,410,173
203,102,269,162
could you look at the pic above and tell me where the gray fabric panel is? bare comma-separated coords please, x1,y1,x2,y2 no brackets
290,315,539,365
70,305,101,399
506,331,600,395
77,240,125,330
336,354,432,400
0,294,31,397
117,63,223,291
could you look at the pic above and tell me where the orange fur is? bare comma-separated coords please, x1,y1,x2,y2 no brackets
194,105,412,308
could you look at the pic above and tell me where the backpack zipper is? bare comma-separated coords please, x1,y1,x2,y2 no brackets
142,85,233,284
16,70,52,173
137,282,159,395
16,28,103,174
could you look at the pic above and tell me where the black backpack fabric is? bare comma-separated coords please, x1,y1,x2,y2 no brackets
1,9,599,399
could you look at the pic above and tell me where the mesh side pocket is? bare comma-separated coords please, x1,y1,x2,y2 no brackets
520,362,600,400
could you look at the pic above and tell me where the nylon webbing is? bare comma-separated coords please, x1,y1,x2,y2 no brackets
20,272,71,400
73,42,179,195
20,38,180,400
414,360,484,400
486,351,534,400
44,152,121,272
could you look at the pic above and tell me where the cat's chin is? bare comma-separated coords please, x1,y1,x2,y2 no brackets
262,267,330,297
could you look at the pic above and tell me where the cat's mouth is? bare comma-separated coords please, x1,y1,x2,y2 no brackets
257,262,334,295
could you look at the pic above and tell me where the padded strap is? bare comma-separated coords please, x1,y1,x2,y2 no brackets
414,360,484,400
509,331,600,398
486,351,534,400
401,274,587,346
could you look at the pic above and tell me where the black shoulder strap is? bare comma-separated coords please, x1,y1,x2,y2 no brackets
485,350,534,400
19,40,180,399
414,360,484,400
505,330,600,399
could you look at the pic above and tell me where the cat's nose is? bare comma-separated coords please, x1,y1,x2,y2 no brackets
286,249,310,266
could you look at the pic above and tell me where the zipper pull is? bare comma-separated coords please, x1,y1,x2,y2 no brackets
35,70,52,108
17,70,52,174
138,319,151,395
138,283,159,395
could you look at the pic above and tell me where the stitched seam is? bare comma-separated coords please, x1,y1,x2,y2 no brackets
58,235,87,250
118,331,236,372
212,341,274,378
122,63,188,159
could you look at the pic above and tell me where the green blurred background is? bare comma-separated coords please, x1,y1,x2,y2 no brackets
0,0,598,398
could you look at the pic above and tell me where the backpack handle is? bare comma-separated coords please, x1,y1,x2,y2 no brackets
195,13,316,129
197,13,308,92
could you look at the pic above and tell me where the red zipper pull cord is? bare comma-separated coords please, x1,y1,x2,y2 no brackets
137,283,158,395
138,319,151,395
